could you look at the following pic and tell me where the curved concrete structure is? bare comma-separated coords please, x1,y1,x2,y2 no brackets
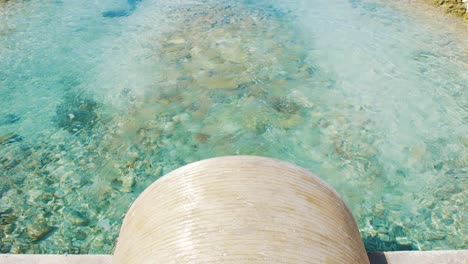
113,156,370,263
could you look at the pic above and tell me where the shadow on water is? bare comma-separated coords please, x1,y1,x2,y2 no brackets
364,235,415,252
102,10,130,18
363,215,417,252
365,230,417,263
367,252,389,264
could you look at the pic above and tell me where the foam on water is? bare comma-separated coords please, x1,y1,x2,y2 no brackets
0,0,467,254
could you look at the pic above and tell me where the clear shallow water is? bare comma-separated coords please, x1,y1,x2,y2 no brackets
0,0,467,254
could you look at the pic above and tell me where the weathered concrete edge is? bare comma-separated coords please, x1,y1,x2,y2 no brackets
0,251,467,264
0,254,111,264
368,250,468,264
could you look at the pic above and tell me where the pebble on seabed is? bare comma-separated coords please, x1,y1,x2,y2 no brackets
27,221,54,242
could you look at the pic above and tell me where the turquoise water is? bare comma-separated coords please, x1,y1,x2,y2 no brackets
0,0,467,254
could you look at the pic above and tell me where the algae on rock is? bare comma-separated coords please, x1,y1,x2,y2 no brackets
426,0,468,20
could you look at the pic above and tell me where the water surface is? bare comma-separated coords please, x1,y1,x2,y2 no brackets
0,0,467,253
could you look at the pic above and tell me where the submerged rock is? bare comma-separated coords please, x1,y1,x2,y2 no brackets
426,0,468,19
271,97,301,114
55,94,98,133
9,244,30,254
120,173,135,193
278,113,303,129
0,133,23,145
0,243,11,254
0,208,15,225
69,211,89,226
0,114,20,125
75,230,87,241
27,221,54,242
102,0,142,18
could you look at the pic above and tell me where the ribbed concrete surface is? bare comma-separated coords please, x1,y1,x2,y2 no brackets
0,251,467,263
113,156,369,263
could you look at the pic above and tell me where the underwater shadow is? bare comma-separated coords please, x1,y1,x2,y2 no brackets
367,252,389,264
